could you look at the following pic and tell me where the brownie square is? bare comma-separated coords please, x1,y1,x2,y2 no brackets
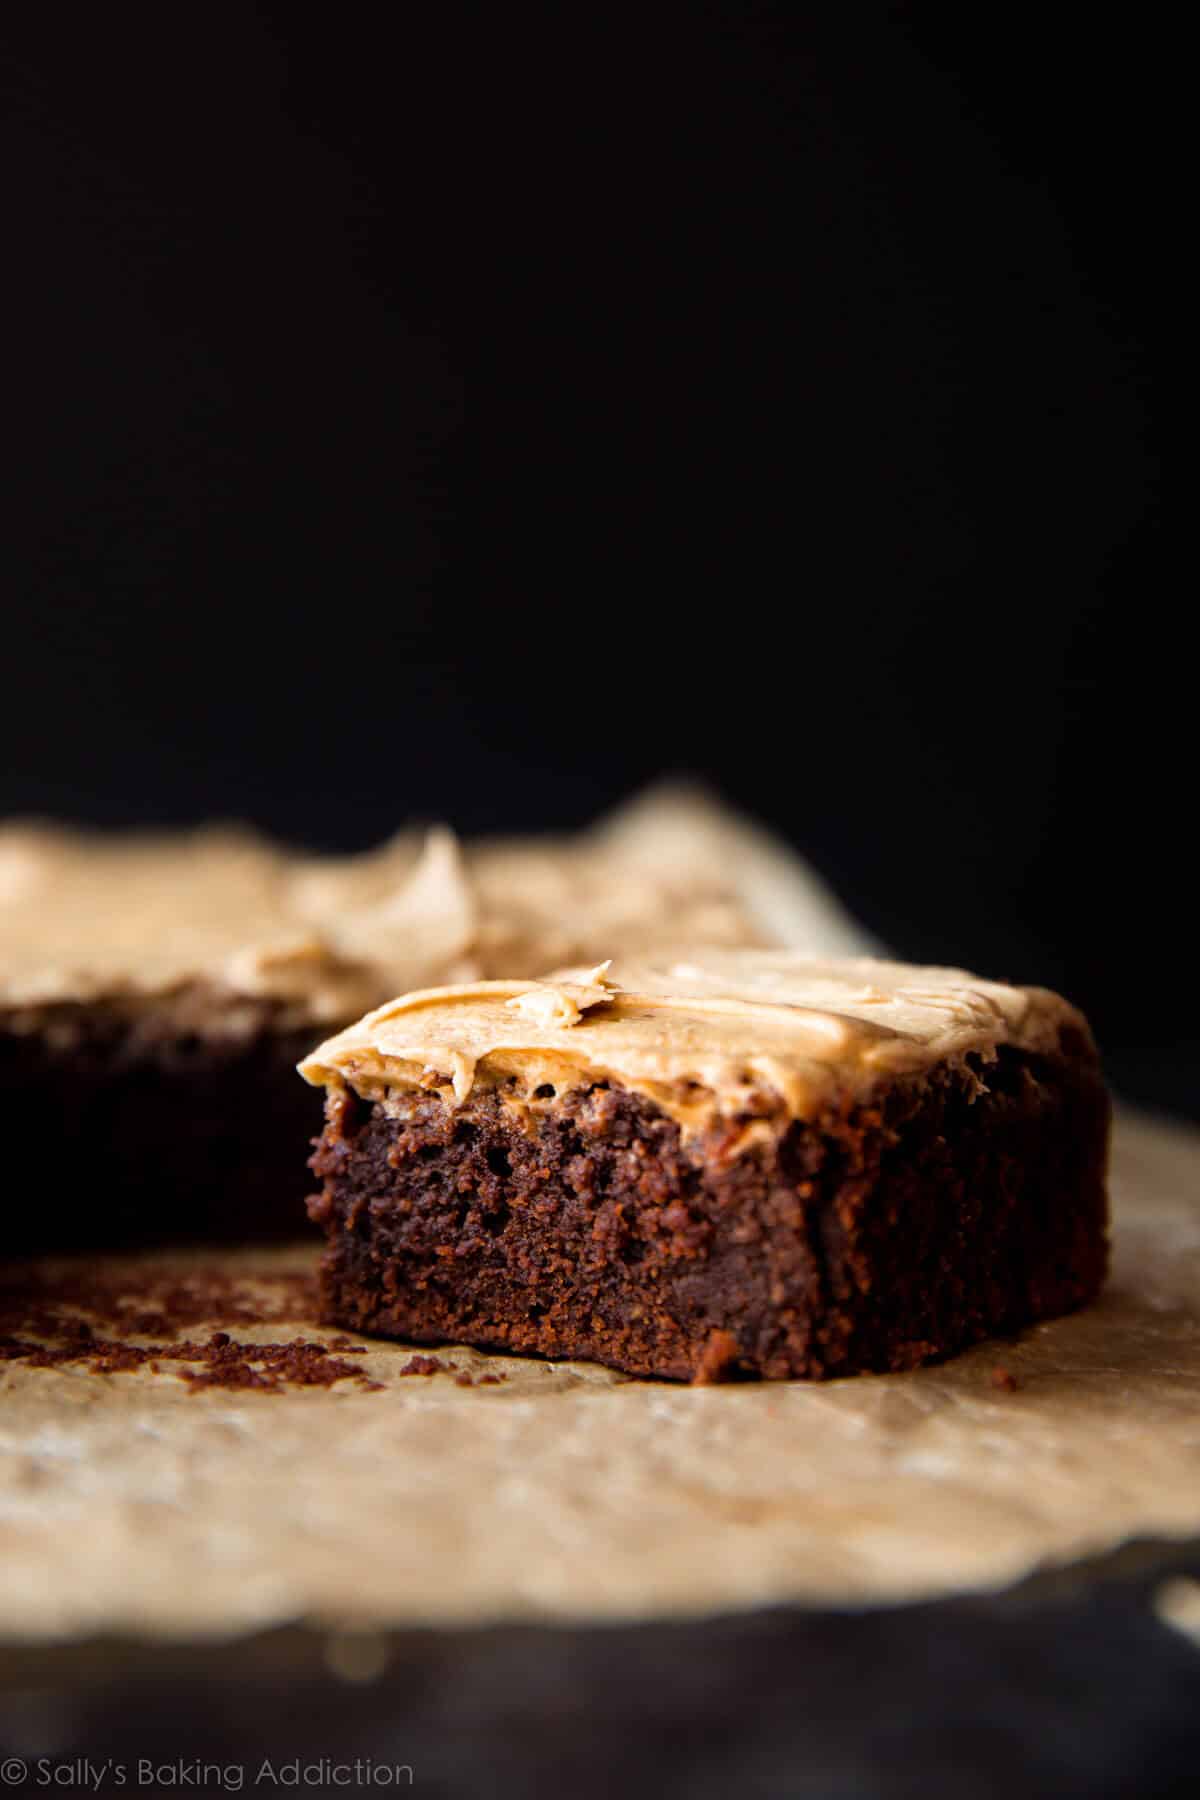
301,954,1110,1381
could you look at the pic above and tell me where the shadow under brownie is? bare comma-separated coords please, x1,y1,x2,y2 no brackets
301,951,1110,1381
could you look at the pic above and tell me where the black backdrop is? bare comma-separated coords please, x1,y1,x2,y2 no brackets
2,8,1185,1114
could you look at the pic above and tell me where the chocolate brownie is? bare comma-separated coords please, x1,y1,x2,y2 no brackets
0,808,770,1250
301,951,1109,1381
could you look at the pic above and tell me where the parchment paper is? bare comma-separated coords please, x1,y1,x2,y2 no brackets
1,1108,1198,1644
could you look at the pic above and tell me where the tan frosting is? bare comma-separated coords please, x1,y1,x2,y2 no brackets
299,948,1090,1124
0,823,439,1030
0,787,883,1035
0,806,773,1034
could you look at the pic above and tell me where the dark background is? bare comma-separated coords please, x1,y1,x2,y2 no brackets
1,9,1185,1114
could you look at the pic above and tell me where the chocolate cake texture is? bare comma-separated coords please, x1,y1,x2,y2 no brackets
301,951,1110,1382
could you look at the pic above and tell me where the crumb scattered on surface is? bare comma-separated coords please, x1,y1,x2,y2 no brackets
399,1354,453,1377
990,1366,1020,1393
0,1262,378,1394
180,1336,381,1393
454,1370,506,1388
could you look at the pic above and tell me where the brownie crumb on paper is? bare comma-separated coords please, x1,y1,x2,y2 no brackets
0,1259,379,1394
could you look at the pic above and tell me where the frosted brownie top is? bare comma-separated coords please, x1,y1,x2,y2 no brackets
0,787,877,1028
0,814,762,1030
299,948,1095,1129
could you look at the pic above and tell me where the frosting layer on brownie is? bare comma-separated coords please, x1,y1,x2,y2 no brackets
0,811,767,1028
299,949,1093,1123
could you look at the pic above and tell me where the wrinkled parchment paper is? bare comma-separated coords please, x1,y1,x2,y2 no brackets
1,1108,1197,1643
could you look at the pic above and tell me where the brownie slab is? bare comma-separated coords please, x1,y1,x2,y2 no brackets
0,995,325,1250
301,952,1110,1381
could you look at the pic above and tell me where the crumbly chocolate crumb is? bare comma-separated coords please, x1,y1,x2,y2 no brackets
180,1336,374,1394
399,1354,453,1376
0,1262,378,1395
